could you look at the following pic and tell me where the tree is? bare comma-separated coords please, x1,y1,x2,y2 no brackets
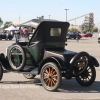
0,17,3,28
69,28,78,32
91,27,98,32
83,27,98,33
83,27,90,33
3,21,13,29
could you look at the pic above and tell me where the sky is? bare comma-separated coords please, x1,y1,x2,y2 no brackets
0,0,100,27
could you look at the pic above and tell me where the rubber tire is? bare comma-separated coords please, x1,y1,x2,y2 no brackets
41,62,62,91
74,37,76,39
8,45,26,71
23,74,36,79
0,64,3,81
9,38,12,40
76,65,96,86
69,52,90,77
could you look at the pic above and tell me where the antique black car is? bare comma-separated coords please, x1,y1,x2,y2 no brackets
0,19,99,91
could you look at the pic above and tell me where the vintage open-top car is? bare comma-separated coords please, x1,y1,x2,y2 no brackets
0,19,99,91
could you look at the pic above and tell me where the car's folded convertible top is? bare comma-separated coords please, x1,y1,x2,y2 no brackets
19,19,59,28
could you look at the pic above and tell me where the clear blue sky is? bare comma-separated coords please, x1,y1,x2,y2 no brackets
0,0,100,26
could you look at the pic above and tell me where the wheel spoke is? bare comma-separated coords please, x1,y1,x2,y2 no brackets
52,79,56,85
52,70,56,75
53,77,57,81
87,77,90,80
45,79,49,84
44,72,48,76
44,76,48,80
45,69,49,74
48,67,51,74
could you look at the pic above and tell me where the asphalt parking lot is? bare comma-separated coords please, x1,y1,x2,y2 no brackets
0,33,100,100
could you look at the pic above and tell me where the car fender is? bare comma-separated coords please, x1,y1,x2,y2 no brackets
0,54,11,69
68,52,91,78
38,56,66,74
90,56,99,67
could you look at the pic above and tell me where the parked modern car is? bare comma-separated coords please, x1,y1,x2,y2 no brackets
87,32,93,37
0,19,99,91
0,30,13,40
80,32,93,37
66,32,81,39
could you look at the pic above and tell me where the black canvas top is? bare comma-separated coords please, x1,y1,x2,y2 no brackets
19,19,59,28
19,19,70,45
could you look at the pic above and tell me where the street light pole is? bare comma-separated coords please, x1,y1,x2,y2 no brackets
65,9,69,22
49,15,51,19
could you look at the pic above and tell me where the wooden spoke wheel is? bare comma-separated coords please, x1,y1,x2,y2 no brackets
43,67,57,87
76,65,96,86
41,62,62,91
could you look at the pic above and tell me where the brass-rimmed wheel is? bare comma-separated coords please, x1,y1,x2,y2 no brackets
43,67,57,87
41,62,62,91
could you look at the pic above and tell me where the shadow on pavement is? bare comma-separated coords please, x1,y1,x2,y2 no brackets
0,78,100,93
58,78,100,93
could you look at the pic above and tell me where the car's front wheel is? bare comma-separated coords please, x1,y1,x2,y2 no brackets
76,65,96,86
41,62,62,91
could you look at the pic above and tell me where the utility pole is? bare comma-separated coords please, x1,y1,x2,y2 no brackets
65,9,69,22
49,15,51,19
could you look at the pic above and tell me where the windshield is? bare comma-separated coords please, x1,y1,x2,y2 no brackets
18,27,35,42
19,32,34,42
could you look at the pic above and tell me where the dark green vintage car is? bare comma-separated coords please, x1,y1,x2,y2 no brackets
0,19,99,91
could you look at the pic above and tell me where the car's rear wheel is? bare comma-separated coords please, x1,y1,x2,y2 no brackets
0,64,3,81
76,65,96,86
23,74,36,79
8,45,26,71
41,62,62,91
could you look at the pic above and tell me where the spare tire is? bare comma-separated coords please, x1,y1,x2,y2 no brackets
68,52,90,77
8,45,26,71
